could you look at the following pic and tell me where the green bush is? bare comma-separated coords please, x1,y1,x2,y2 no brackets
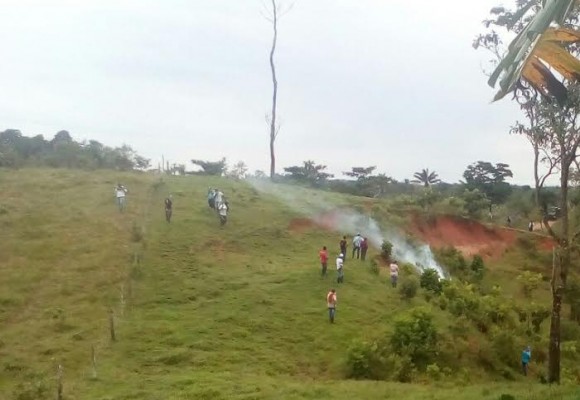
561,319,580,341
345,339,387,380
381,240,393,261
491,329,519,368
426,363,443,381
420,269,442,294
390,308,438,369
517,271,543,298
400,277,419,300
434,246,468,279
470,255,485,281
389,354,416,383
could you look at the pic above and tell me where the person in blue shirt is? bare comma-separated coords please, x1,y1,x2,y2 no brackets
521,346,531,376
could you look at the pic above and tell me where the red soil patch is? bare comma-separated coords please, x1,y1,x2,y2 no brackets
288,218,316,233
411,215,516,258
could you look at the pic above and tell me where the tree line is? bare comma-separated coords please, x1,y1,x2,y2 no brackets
0,129,150,171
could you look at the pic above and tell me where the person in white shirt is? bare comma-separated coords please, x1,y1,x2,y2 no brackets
218,201,228,225
114,183,128,212
352,233,363,259
336,254,344,283
389,260,400,288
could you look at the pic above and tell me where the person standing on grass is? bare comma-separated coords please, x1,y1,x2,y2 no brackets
319,246,329,277
389,260,399,288
336,254,344,284
115,183,128,212
521,346,531,376
339,236,347,259
360,237,369,261
164,195,173,223
352,233,363,259
207,188,216,209
327,289,337,323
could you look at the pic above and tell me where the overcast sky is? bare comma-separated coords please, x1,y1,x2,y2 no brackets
0,0,536,184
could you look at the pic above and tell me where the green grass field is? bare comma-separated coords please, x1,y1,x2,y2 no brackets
1,169,579,400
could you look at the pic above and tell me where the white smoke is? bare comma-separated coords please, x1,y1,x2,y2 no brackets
247,179,447,279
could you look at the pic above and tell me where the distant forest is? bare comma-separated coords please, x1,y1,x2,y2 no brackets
0,129,150,170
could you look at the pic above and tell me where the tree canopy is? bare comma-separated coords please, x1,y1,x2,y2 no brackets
0,129,149,170
191,158,227,176
462,161,513,204
283,160,333,186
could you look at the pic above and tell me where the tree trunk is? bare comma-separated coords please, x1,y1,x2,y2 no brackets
269,0,278,180
548,160,571,383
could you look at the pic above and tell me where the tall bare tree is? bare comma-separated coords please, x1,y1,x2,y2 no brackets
263,0,293,180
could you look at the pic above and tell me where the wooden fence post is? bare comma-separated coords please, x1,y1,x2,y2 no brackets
91,345,97,379
109,309,116,342
57,364,63,400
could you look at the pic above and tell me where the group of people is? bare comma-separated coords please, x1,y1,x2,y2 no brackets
207,188,230,225
114,183,229,226
339,233,369,261
321,234,400,324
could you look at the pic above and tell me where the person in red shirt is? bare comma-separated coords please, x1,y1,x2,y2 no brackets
319,246,329,277
360,237,369,261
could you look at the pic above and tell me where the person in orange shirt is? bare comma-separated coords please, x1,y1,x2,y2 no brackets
319,246,329,277
326,289,337,323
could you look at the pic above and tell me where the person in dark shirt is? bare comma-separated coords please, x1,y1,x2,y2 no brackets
164,195,173,223
339,236,347,259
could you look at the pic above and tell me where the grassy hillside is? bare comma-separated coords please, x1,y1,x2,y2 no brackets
0,169,578,400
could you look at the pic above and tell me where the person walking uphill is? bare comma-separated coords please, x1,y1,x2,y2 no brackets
339,236,347,259
352,233,363,259
521,346,531,376
319,246,329,277
326,289,337,323
389,260,399,288
360,237,369,261
115,183,128,212
336,254,344,283
164,195,173,223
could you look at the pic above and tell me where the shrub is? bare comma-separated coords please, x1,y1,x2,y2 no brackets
517,271,543,298
400,277,419,300
529,305,550,333
13,379,50,400
390,308,438,369
345,339,387,380
426,363,443,381
561,319,580,341
491,329,519,368
470,255,485,281
381,240,393,261
389,354,416,383
420,269,442,294
434,246,468,279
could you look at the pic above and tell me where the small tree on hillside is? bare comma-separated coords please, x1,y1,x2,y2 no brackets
344,166,377,180
462,161,513,204
283,160,333,186
228,161,248,180
191,158,227,176
412,168,441,187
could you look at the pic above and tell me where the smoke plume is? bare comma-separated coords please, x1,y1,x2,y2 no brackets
248,179,446,278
